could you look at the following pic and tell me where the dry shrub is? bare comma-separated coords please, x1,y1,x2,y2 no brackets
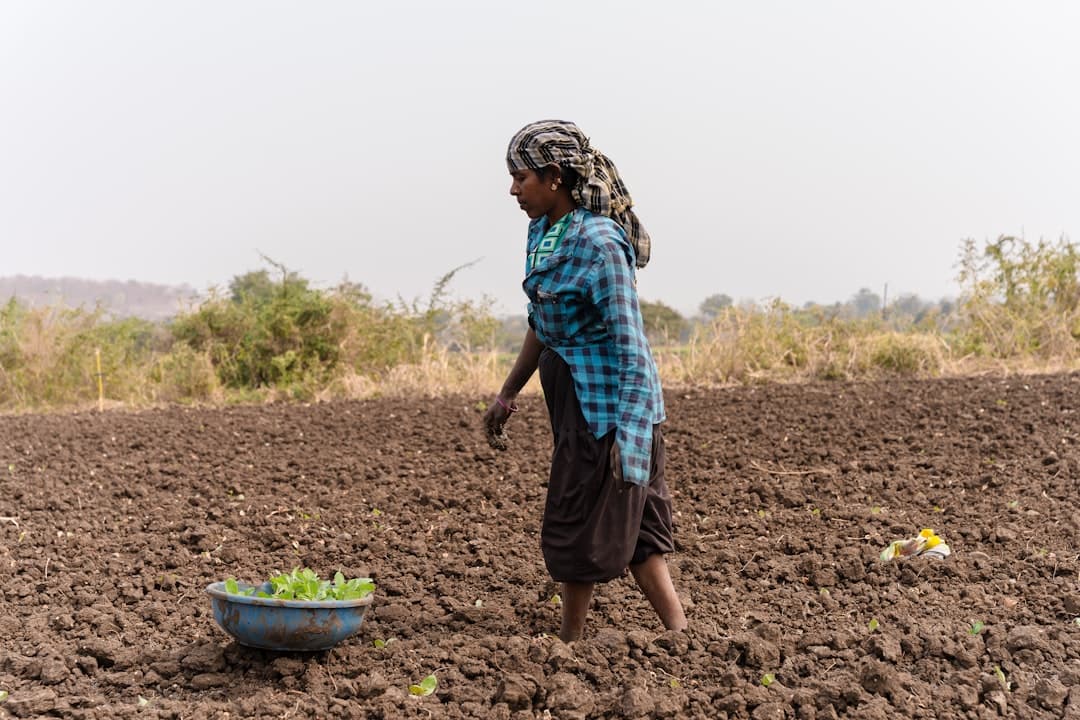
864,332,947,377
151,346,222,403
0,301,162,409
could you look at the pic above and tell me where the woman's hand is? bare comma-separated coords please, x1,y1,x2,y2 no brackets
484,329,542,451
609,440,623,482
483,396,516,450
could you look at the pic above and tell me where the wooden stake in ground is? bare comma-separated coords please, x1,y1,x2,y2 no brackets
95,348,104,412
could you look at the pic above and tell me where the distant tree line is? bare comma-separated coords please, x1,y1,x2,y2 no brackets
0,275,198,322
631,289,956,345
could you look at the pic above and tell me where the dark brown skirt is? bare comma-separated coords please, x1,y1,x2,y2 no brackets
538,348,675,584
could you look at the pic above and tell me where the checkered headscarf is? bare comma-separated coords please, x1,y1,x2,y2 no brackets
506,120,651,268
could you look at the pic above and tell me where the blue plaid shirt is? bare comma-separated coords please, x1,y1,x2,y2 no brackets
524,208,665,487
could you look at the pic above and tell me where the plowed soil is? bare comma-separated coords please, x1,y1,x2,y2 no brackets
3,374,1080,719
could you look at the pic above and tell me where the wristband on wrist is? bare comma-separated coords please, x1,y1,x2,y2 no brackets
495,396,518,414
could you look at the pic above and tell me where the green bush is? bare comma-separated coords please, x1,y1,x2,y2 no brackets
955,235,1080,360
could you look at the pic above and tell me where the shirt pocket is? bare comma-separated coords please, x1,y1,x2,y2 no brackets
530,289,572,344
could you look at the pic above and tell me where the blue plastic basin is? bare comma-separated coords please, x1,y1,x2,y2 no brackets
205,581,374,651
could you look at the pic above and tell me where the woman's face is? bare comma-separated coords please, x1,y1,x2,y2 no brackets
509,168,552,220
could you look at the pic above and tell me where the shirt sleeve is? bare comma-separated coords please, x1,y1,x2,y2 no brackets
585,231,655,486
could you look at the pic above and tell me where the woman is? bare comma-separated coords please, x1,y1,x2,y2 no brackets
484,120,687,642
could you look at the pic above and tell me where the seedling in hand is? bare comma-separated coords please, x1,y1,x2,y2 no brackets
485,423,509,451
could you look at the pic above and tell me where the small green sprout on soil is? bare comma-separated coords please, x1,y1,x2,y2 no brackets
994,665,1011,692
373,638,395,649
0,689,8,702
549,594,562,606
1007,500,1019,509
760,673,775,687
409,674,438,697
669,678,681,688
870,505,883,515
969,621,985,635
868,618,880,633
224,569,375,601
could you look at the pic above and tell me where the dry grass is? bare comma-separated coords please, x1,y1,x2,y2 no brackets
6,237,1080,414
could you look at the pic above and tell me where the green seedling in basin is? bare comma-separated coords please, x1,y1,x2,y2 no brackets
868,618,880,632
969,621,985,635
373,638,395,649
0,690,8,702
760,673,775,687
409,674,438,697
224,569,375,601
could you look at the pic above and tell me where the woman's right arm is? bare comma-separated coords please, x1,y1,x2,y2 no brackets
483,327,544,433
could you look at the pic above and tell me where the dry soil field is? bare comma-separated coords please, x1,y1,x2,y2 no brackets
2,374,1080,719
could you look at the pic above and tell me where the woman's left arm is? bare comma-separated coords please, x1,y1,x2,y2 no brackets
587,236,656,486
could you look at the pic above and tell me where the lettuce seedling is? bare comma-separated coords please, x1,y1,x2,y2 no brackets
224,578,255,597
994,665,1010,692
409,674,437,697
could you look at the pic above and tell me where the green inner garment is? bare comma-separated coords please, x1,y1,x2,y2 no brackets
526,212,573,274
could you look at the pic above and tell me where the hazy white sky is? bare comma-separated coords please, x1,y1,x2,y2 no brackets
2,1,1078,316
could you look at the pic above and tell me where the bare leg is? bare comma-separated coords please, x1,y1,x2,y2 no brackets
559,581,594,642
629,554,687,631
